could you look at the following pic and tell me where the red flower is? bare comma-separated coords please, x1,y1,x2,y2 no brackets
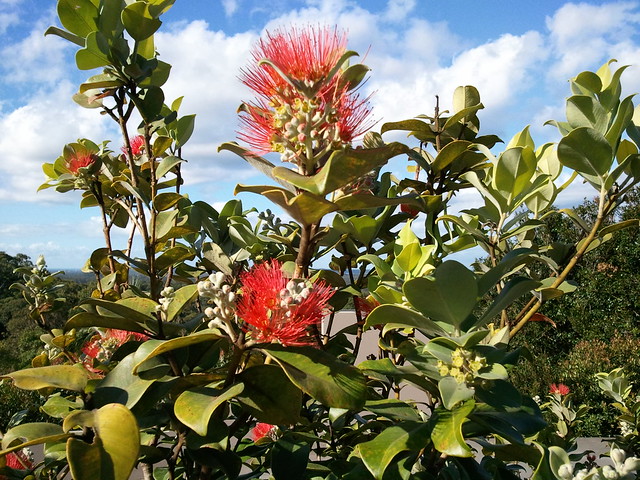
122,135,145,156
250,422,276,442
238,26,373,164
236,260,334,346
1,450,32,474
400,204,420,217
82,329,148,373
67,151,96,175
549,383,570,395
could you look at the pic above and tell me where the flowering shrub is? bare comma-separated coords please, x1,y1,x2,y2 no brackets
0,2,639,480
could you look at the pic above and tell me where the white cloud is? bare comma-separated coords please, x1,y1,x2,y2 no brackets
0,12,18,34
384,0,416,22
0,80,113,203
222,0,239,17
546,1,640,80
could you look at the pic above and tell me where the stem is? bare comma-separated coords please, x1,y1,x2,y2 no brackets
294,221,318,278
510,191,614,337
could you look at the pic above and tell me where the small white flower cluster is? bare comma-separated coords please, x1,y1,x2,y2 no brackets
620,420,635,437
156,286,175,314
198,272,237,339
558,447,640,480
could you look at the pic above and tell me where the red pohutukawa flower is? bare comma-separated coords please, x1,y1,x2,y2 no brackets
250,422,276,442
236,260,334,346
67,151,96,175
549,383,570,395
1,450,32,475
122,135,145,156
238,25,373,166
82,329,148,373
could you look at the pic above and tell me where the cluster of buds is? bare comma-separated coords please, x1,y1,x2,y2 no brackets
270,96,343,165
197,272,237,340
437,348,487,385
557,447,640,480
156,286,175,315
279,278,313,311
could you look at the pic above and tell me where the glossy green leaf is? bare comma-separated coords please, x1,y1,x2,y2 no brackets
236,364,302,424
272,439,311,480
493,147,537,200
156,155,183,178
477,277,541,327
430,140,472,174
263,345,366,409
605,95,635,147
132,330,221,373
153,192,183,211
79,73,123,94
155,245,195,273
431,400,474,457
44,25,84,47
122,2,162,41
66,404,140,480
334,193,421,212
557,127,613,186
165,284,198,322
174,383,244,436
438,376,475,410
1,423,68,453
272,143,409,196
364,304,449,336
92,351,156,409
403,261,478,329
57,0,98,38
76,31,110,70
566,95,608,132
2,365,89,392
354,421,430,480
365,399,422,422
175,114,196,148
234,184,338,225
219,142,295,191
65,312,149,335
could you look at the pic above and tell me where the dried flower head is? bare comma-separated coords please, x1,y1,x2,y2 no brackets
237,260,333,346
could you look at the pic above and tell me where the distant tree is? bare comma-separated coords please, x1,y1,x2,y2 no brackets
0,252,32,299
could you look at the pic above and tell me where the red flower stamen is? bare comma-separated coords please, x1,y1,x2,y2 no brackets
250,422,276,442
549,383,570,395
67,152,96,175
236,260,333,346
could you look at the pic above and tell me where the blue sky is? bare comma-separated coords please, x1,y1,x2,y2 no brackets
1,0,639,269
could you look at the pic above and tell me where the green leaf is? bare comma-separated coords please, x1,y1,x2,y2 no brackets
431,401,474,457
219,142,295,192
477,277,541,327
403,261,478,329
155,245,195,273
44,25,84,47
92,352,156,409
122,1,162,41
66,404,140,480
57,0,98,38
431,140,472,174
566,95,608,132
174,383,244,436
153,192,183,211
76,31,110,70
493,147,537,201
65,312,149,335
272,143,409,196
364,304,449,336
175,114,196,148
234,184,338,225
1,423,68,453
132,330,221,373
79,73,124,94
272,439,311,480
165,284,199,322
548,446,571,480
557,127,613,186
156,155,183,178
2,365,89,392
354,421,430,480
236,365,302,424
438,376,476,410
263,345,366,409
